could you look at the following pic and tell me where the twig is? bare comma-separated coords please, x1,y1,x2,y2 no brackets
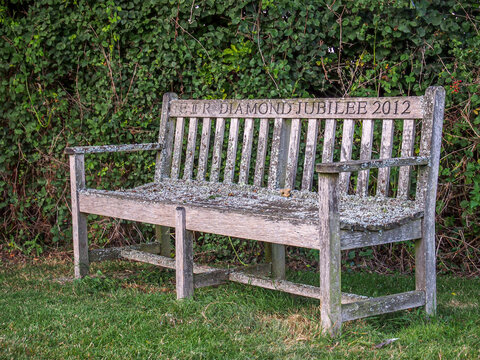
255,1,279,91
89,25,120,106
122,62,139,107
171,18,212,61
188,0,196,24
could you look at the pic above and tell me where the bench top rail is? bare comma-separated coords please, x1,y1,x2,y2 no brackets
169,96,424,119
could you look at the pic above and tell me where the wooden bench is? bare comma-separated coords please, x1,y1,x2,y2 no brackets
66,86,445,336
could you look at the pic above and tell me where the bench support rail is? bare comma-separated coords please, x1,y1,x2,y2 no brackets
342,290,426,322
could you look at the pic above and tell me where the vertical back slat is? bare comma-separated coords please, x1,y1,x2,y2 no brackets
196,118,212,181
322,119,337,162
268,118,285,189
170,117,185,179
239,118,254,185
397,119,416,199
254,118,269,187
224,118,240,184
377,119,395,196
356,119,374,196
210,118,226,182
301,119,319,190
183,117,198,180
338,119,355,194
285,118,301,189
155,93,177,181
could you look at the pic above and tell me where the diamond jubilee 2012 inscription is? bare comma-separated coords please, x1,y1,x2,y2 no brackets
169,97,423,119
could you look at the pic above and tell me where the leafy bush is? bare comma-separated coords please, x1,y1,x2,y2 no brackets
0,0,478,273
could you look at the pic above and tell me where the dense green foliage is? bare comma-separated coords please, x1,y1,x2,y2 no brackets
0,0,479,272
1,259,480,358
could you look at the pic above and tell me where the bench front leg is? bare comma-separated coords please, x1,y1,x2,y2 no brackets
69,154,89,278
318,172,342,336
175,207,194,299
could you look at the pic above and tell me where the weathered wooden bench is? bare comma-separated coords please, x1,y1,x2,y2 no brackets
66,86,445,336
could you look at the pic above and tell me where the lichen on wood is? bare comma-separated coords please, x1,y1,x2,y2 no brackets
81,179,423,231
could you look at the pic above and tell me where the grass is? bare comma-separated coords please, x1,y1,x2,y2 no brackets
0,258,479,359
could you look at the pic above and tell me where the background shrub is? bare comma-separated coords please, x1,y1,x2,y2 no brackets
0,0,478,274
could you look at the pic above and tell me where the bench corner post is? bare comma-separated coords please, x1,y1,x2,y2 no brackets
175,207,194,299
415,86,444,316
69,154,89,278
318,172,342,336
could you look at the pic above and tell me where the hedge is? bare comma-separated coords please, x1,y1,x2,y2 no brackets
0,0,479,273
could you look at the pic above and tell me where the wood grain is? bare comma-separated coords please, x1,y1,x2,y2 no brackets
156,93,177,181
224,118,239,184
183,117,198,180
377,119,395,196
197,118,212,181
170,117,185,179
318,172,342,336
285,118,301,189
69,154,89,278
169,97,424,119
342,291,425,322
239,118,254,185
397,119,416,199
322,119,336,163
253,119,269,187
301,119,319,190
65,143,162,155
175,207,194,299
316,156,430,173
156,225,171,257
415,86,445,315
338,119,355,194
210,118,226,183
356,119,374,196
89,242,161,262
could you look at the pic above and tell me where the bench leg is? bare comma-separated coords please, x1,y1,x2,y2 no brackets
69,154,89,278
271,244,286,280
415,218,436,315
318,173,341,336
155,225,171,257
175,207,194,299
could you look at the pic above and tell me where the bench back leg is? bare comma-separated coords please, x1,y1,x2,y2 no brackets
175,207,194,299
69,154,89,278
415,86,445,315
155,225,171,257
318,173,342,336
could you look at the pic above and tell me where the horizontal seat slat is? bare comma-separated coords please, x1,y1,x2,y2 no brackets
169,97,424,119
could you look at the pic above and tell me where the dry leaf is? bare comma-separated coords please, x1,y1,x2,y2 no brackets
280,188,291,197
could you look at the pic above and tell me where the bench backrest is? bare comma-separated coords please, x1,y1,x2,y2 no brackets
155,87,444,204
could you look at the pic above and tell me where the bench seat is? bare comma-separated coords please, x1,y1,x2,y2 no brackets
78,179,423,250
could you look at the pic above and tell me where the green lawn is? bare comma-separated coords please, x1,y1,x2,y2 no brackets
0,258,479,359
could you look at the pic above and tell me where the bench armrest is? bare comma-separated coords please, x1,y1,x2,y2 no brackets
65,143,162,155
315,156,430,174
